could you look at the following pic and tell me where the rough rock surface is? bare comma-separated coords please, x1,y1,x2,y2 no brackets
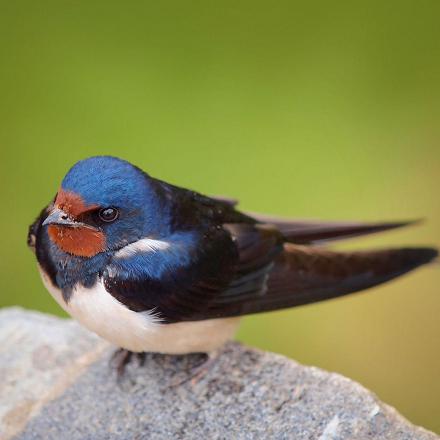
0,307,437,440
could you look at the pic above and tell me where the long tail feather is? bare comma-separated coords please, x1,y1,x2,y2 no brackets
249,213,421,244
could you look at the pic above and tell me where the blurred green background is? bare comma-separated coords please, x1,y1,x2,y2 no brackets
1,0,439,433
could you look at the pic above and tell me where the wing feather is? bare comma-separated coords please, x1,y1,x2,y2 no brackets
102,188,436,323
202,244,437,319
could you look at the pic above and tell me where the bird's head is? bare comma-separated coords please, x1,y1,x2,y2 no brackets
43,156,167,258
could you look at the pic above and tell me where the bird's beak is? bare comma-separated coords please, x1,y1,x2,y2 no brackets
43,208,84,228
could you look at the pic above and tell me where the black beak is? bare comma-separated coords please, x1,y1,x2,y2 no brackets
43,209,82,228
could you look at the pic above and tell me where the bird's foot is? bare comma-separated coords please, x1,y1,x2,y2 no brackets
170,351,220,387
110,348,221,386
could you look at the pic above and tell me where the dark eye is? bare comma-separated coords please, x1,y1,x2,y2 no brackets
98,207,119,223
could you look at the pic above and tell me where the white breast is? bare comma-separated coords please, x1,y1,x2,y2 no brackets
38,266,240,354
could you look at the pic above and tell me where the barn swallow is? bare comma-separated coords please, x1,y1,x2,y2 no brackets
28,156,437,366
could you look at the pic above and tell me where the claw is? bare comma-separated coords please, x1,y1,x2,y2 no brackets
169,351,219,387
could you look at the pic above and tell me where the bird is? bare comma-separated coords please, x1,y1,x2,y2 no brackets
28,156,437,374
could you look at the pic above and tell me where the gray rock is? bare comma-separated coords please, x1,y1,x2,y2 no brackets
0,307,437,440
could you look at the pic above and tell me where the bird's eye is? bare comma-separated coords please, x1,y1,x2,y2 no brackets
98,207,119,223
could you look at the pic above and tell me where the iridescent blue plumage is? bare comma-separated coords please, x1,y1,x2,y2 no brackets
61,156,174,242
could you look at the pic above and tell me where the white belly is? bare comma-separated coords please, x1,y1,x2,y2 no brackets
38,266,240,354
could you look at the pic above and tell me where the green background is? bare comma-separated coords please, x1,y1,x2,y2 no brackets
1,0,439,433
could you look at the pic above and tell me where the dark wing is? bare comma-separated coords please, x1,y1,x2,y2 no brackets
103,183,436,322
202,241,437,319
103,217,437,323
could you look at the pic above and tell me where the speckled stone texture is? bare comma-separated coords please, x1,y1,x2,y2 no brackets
1,308,438,440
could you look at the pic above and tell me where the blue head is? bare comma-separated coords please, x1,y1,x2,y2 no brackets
43,156,170,257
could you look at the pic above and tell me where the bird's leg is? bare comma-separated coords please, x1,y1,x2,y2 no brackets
110,349,149,376
136,351,147,367
110,348,134,376
188,351,219,385
170,349,221,387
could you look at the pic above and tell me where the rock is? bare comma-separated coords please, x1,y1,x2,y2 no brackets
0,308,437,440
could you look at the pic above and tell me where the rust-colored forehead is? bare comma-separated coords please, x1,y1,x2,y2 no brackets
55,189,99,217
